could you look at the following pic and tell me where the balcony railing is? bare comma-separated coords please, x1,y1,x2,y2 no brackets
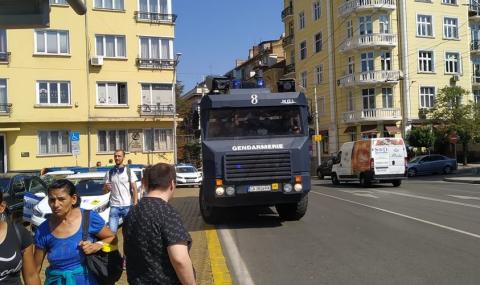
135,12,177,23
0,52,10,63
0,103,12,114
338,0,396,17
281,6,293,21
282,34,294,47
471,40,480,53
136,58,175,69
285,63,295,74
338,70,401,87
472,75,480,85
343,108,402,123
138,104,174,116
340,33,397,52
469,1,480,17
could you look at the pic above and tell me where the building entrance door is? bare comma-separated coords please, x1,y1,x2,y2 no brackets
0,135,5,173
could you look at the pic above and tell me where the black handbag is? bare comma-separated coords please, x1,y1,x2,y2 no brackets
82,210,123,285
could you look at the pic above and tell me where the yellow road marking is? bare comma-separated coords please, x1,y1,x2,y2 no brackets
205,225,233,285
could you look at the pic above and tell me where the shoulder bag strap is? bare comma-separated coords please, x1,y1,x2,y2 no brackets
81,210,90,241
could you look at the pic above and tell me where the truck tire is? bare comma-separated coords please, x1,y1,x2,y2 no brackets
392,180,401,187
276,194,308,221
199,186,222,224
359,174,371,188
331,173,340,185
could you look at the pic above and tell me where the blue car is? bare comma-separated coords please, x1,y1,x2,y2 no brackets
407,155,457,177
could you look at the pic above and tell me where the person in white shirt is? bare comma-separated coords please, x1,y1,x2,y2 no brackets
103,149,138,233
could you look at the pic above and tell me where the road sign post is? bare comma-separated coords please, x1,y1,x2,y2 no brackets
70,131,80,166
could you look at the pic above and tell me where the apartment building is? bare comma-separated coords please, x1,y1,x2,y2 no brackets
282,0,473,155
0,0,177,172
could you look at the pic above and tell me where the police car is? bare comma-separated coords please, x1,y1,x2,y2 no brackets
175,164,202,187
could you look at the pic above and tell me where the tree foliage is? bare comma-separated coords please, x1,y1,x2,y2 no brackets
406,127,434,149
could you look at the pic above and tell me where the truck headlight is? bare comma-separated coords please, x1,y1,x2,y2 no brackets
283,183,292,192
215,187,225,196
225,186,235,196
294,183,302,192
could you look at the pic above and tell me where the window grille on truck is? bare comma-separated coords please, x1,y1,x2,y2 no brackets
224,151,292,181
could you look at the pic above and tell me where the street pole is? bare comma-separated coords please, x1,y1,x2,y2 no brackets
313,86,322,166
172,53,182,165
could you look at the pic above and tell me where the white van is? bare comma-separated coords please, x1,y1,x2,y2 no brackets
331,138,407,187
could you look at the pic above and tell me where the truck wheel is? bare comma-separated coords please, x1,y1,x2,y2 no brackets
392,180,401,187
359,174,371,188
199,186,222,224
276,194,308,221
331,173,340,185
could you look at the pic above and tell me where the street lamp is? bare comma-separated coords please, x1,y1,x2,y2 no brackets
172,52,182,164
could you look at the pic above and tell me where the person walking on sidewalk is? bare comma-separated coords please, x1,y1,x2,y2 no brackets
103,149,138,233
123,163,196,285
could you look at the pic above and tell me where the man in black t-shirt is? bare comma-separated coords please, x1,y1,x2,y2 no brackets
123,163,195,285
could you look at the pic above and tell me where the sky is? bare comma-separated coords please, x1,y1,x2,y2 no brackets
173,1,284,94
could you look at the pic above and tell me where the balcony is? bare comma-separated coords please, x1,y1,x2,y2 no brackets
136,58,175,70
281,6,293,22
135,12,177,24
0,103,12,115
338,0,396,17
471,40,480,54
282,34,294,48
338,70,401,88
138,104,174,117
469,1,480,19
343,108,402,123
0,52,10,63
340,33,397,53
472,76,480,86
285,63,295,74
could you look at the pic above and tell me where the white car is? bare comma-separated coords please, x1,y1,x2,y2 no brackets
31,172,111,228
175,165,203,187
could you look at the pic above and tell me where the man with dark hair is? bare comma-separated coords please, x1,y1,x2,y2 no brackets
103,149,138,233
123,163,195,285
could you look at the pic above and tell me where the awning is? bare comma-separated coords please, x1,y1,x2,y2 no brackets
385,125,401,135
0,128,20,132
344,126,356,133
360,125,378,134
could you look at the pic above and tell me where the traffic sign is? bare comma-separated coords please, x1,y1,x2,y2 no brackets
449,133,459,144
313,134,322,142
70,131,80,142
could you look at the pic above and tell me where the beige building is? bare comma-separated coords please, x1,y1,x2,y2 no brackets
282,0,476,156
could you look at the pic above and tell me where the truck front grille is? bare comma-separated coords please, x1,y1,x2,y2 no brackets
224,151,292,182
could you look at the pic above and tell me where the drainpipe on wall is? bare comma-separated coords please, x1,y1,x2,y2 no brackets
84,3,92,167
399,0,411,137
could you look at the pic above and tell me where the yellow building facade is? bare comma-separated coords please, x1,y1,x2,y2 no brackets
0,0,178,172
282,0,475,155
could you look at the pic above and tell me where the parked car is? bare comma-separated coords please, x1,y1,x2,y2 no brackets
407,154,457,177
0,173,48,221
175,164,202,187
316,156,335,179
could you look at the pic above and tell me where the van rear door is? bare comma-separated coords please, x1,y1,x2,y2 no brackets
372,139,406,176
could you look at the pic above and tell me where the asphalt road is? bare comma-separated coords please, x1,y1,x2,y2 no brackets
217,176,480,285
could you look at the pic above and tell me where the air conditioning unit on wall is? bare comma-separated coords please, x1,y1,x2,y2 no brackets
451,75,460,82
90,56,104,66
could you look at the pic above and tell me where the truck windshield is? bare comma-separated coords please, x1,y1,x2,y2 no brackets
206,106,304,139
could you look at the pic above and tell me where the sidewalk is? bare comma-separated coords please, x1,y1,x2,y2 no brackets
444,162,480,184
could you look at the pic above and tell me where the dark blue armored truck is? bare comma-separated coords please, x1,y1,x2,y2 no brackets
199,78,311,223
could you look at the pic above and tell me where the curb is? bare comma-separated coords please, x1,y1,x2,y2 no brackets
205,225,233,285
443,178,480,184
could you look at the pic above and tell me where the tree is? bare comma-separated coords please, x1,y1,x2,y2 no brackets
406,127,435,154
428,86,478,165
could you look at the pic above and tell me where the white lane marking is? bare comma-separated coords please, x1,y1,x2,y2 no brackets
340,190,379,199
311,191,480,239
448,195,480,201
218,228,255,285
370,189,480,209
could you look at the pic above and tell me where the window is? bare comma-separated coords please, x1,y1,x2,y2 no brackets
347,91,354,111
346,20,353,39
361,52,374,72
381,51,391,71
445,52,460,73
300,41,307,60
359,16,372,35
379,15,390,34
139,37,172,59
318,97,326,115
0,29,6,60
301,71,308,89
314,32,322,53
38,130,70,155
299,11,305,29
313,1,321,21
144,129,173,151
442,0,457,4
98,130,127,152
95,35,126,58
35,30,69,55
443,17,458,39
0,79,6,112
418,50,434,72
37,81,70,105
348,56,355,74
141,83,173,105
50,0,67,4
290,50,295,65
315,65,324,84
362,88,375,109
420,86,435,108
97,82,127,105
94,0,124,10
139,0,169,13
382,88,393,108
474,90,480,104
417,15,433,37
